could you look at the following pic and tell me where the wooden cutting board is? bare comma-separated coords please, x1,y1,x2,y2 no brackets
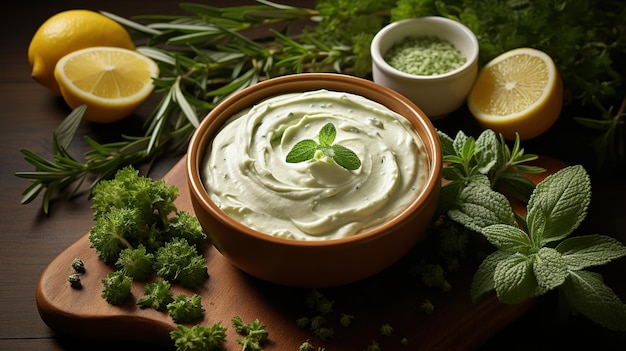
37,156,562,350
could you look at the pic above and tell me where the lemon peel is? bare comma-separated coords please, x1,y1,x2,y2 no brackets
54,46,159,123
467,47,563,141
28,9,135,95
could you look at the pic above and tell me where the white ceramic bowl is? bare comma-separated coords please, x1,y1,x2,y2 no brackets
371,16,479,119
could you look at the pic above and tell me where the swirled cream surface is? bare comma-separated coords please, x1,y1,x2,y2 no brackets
202,89,429,240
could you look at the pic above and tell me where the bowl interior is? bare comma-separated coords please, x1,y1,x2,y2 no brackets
187,73,442,246
372,16,478,79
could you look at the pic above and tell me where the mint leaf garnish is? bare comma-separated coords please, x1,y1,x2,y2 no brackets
329,144,361,171
285,139,317,163
285,123,361,171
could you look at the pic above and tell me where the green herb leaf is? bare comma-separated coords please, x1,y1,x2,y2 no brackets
533,247,567,292
447,182,517,232
285,122,361,171
527,165,591,245
493,252,536,304
562,270,626,331
285,139,317,163
482,224,532,254
318,122,336,146
330,144,361,170
470,250,509,302
557,235,626,270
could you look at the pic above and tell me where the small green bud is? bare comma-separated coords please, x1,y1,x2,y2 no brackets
68,273,82,289
71,258,85,273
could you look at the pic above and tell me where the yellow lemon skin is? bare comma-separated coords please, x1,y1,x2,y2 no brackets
28,9,135,95
467,48,564,141
54,47,159,123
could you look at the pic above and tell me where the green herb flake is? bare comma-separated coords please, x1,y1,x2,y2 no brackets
384,35,466,76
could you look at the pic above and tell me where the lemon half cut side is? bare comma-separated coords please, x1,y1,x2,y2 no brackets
467,47,563,141
28,9,136,95
54,46,159,123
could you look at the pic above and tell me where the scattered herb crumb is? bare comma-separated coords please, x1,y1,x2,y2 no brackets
170,322,227,351
400,337,409,346
298,289,343,341
411,262,452,292
339,313,354,327
232,316,269,351
380,323,394,336
71,258,85,273
420,299,435,315
167,294,204,324
364,340,381,351
67,273,81,289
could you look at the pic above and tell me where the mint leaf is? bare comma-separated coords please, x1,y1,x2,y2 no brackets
557,234,626,270
494,252,536,304
527,165,591,245
436,129,455,156
318,123,336,146
286,139,317,163
533,247,567,291
562,270,626,331
526,206,547,248
448,182,517,232
471,250,509,302
482,224,532,254
285,122,361,171
330,144,361,171
475,129,499,174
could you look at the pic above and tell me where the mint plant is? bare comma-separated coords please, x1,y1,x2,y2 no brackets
286,122,361,170
438,129,626,331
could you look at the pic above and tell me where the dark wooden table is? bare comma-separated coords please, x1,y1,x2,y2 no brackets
2,1,625,350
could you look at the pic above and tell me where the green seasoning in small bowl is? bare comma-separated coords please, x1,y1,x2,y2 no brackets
384,35,466,76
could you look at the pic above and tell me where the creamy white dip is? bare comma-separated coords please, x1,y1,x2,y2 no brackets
202,89,429,240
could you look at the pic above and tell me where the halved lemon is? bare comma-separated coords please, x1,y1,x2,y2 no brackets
54,46,159,123
28,9,136,95
467,47,563,141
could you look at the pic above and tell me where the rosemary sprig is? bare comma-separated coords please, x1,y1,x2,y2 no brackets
16,1,388,214
16,0,626,214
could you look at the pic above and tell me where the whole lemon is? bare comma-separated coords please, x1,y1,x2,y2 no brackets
28,9,135,95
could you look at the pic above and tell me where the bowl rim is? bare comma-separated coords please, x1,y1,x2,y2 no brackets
371,16,479,80
187,73,442,248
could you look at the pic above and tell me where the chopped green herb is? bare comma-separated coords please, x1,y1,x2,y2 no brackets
420,299,435,315
137,280,174,311
70,258,85,273
115,244,154,281
167,294,205,324
170,322,227,351
154,238,209,289
67,273,82,289
380,323,394,336
384,35,466,76
101,271,132,305
232,316,269,351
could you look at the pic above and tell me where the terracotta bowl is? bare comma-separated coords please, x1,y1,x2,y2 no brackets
187,73,442,287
